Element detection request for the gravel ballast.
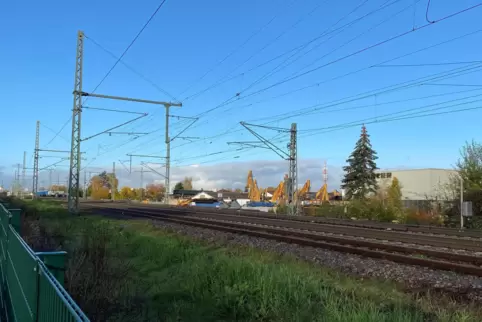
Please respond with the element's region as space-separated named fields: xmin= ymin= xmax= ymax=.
xmin=147 ymin=219 xmax=482 ymax=302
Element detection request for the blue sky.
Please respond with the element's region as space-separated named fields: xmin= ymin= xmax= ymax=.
xmin=1 ymin=0 xmax=482 ymax=187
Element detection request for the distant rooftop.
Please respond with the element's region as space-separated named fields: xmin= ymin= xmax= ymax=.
xmin=375 ymin=168 xmax=456 ymax=172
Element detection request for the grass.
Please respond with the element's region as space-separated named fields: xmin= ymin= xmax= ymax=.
xmin=10 ymin=199 xmax=482 ymax=321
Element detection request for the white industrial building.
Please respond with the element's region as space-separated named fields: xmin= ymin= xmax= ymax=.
xmin=374 ymin=168 xmax=457 ymax=201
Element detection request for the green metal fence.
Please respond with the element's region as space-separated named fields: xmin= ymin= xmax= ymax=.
xmin=0 ymin=203 xmax=89 ymax=321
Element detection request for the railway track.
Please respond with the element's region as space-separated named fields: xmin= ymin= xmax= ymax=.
xmin=98 ymin=201 xmax=482 ymax=238
xmin=85 ymin=204 xmax=482 ymax=277
xmin=88 ymin=204 xmax=482 ymax=251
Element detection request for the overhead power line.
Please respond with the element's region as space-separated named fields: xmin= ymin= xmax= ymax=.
xmin=85 ymin=36 xmax=179 ymax=102
xmin=183 ymin=0 xmax=330 ymax=101
xmin=238 ymin=2 xmax=482 ymax=104
xmin=179 ymin=60 xmax=482 ymax=144
xmin=40 ymin=122 xmax=71 ymax=146
xmin=275 ymin=0 xmax=422 ymax=87
xmin=222 ymin=27 xmax=482 ymax=119
xmin=300 ymin=94 xmax=482 ymax=136
xmin=171 ymin=98 xmax=482 ymax=167
xmin=179 ymin=2 xmax=482 ymax=127
xmin=89 ymin=0 xmax=170 ymax=95
xmin=43 ymin=117 xmax=72 ymax=148
xmin=80 ymin=2 xmax=482 ymax=171
xmin=242 ymin=0 xmax=376 ymax=92
xmin=374 ymin=61 xmax=482 ymax=67
xmin=177 ymin=0 xmax=300 ymax=97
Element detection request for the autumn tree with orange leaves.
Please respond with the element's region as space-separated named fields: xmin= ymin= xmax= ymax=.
xmin=88 ymin=171 xmax=118 ymax=200
xmin=145 ymin=183 xmax=165 ymax=201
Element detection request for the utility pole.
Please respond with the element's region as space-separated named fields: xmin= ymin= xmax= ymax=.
xmin=22 ymin=151 xmax=26 ymax=197
xmin=133 ymin=167 xmax=153 ymax=201
xmin=165 ymin=107 xmax=171 ymax=204
xmin=67 ymin=30 xmax=181 ymax=214
xmin=32 ymin=120 xmax=40 ymax=198
xmin=288 ymin=123 xmax=298 ymax=215
xmin=165 ymin=114 xmax=197 ymax=204
xmin=233 ymin=122 xmax=298 ymax=215
xmin=15 ymin=163 xmax=20 ymax=197
xmin=288 ymin=123 xmax=300 ymax=215
xmin=128 ymin=154 xmax=169 ymax=201
xmin=112 ymin=162 xmax=116 ymax=202
xmin=323 ymin=160 xmax=328 ymax=186
xmin=45 ymin=168 xmax=53 ymax=190
xmin=68 ymin=30 xmax=84 ymax=214
xmin=460 ymin=176 xmax=464 ymax=229
xmin=13 ymin=170 xmax=17 ymax=197
xmin=140 ymin=167 xmax=144 ymax=200
xmin=83 ymin=170 xmax=87 ymax=200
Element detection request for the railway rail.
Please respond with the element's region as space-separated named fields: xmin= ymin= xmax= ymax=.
xmin=85 ymin=203 xmax=482 ymax=251
xmin=97 ymin=200 xmax=482 ymax=238
xmin=84 ymin=203 xmax=482 ymax=277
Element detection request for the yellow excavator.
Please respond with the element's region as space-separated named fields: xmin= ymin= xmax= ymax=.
xmin=294 ymin=179 xmax=311 ymax=201
xmin=269 ymin=181 xmax=285 ymax=203
xmin=246 ymin=170 xmax=261 ymax=202
xmin=315 ymin=183 xmax=329 ymax=202
xmin=177 ymin=198 xmax=192 ymax=206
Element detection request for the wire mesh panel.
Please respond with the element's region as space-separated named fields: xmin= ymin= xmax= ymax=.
xmin=0 ymin=205 xmax=9 ymax=319
xmin=37 ymin=262 xmax=89 ymax=322
xmin=0 ymin=202 xmax=90 ymax=322
xmin=6 ymin=226 xmax=39 ymax=322
xmin=0 ymin=204 xmax=9 ymax=279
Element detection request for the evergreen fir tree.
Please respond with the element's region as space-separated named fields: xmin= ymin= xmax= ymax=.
xmin=341 ymin=125 xmax=379 ymax=200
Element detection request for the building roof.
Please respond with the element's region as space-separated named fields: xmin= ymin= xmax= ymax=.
xmin=172 ymin=189 xmax=206 ymax=197
xmin=375 ymin=168 xmax=456 ymax=172
xmin=173 ymin=189 xmax=250 ymax=200
xmin=191 ymin=191 xmax=217 ymax=200
xmin=218 ymin=191 xmax=249 ymax=199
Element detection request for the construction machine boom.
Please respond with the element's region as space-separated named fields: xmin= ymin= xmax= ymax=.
xmin=294 ymin=179 xmax=310 ymax=201
xmin=246 ymin=170 xmax=261 ymax=202
xmin=270 ymin=181 xmax=284 ymax=203
xmin=315 ymin=183 xmax=329 ymax=202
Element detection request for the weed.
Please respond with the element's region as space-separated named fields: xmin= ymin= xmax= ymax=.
xmin=13 ymin=199 xmax=482 ymax=321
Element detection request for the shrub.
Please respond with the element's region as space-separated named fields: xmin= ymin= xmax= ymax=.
xmin=275 ymin=204 xmax=288 ymax=214
xmin=346 ymin=199 xmax=399 ymax=222
xmin=304 ymin=204 xmax=346 ymax=218
xmin=403 ymin=208 xmax=444 ymax=226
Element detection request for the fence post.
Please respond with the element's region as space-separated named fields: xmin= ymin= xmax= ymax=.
xmin=8 ymin=209 xmax=22 ymax=234
xmin=35 ymin=251 xmax=67 ymax=286
xmin=0 ymin=204 xmax=7 ymax=320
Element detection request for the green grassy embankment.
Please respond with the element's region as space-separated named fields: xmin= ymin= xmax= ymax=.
xmin=11 ymin=199 xmax=481 ymax=321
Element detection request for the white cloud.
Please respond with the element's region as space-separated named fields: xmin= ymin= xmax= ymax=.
xmin=133 ymin=158 xmax=343 ymax=192
xmin=4 ymin=159 xmax=344 ymax=193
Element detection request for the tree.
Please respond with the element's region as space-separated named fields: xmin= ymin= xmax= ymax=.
xmin=50 ymin=185 xmax=67 ymax=192
xmin=174 ymin=182 xmax=184 ymax=191
xmin=136 ymin=188 xmax=146 ymax=200
xmin=146 ymin=184 xmax=166 ymax=201
xmin=455 ymin=141 xmax=482 ymax=219
xmin=119 ymin=186 xmax=136 ymax=199
xmin=457 ymin=140 xmax=482 ymax=190
xmin=387 ymin=177 xmax=403 ymax=210
xmin=183 ymin=177 xmax=193 ymax=190
xmin=89 ymin=171 xmax=115 ymax=200
xmin=341 ymin=125 xmax=379 ymax=200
